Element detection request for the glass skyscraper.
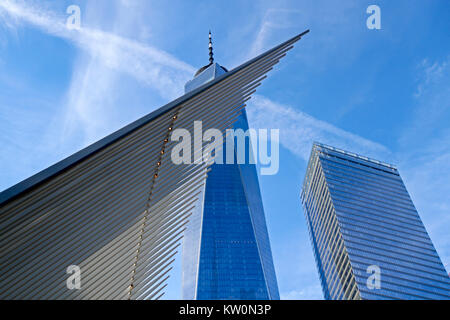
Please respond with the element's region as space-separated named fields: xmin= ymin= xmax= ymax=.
xmin=181 ymin=56 xmax=279 ymax=300
xmin=301 ymin=142 xmax=450 ymax=300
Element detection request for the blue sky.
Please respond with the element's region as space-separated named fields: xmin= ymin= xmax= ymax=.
xmin=0 ymin=0 xmax=449 ymax=299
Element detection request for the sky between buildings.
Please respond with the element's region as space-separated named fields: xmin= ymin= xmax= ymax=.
xmin=0 ymin=0 xmax=449 ymax=299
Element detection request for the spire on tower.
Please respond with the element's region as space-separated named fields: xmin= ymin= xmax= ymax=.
xmin=191 ymin=30 xmax=228 ymax=79
xmin=208 ymin=30 xmax=214 ymax=64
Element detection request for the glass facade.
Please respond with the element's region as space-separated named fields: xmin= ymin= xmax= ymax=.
xmin=181 ymin=62 xmax=279 ymax=300
xmin=301 ymin=143 xmax=450 ymax=300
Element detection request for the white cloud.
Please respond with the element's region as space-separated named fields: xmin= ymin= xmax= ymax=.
xmin=0 ymin=0 xmax=198 ymax=148
xmin=248 ymin=8 xmax=304 ymax=58
xmin=401 ymin=132 xmax=450 ymax=273
xmin=0 ymin=0 xmax=195 ymax=99
xmin=400 ymin=56 xmax=450 ymax=272
xmin=408 ymin=56 xmax=450 ymax=136
xmin=244 ymin=1 xmax=366 ymax=70
xmin=247 ymin=94 xmax=390 ymax=162
xmin=414 ymin=58 xmax=448 ymax=98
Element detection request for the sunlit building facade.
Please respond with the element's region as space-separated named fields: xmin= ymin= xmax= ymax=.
xmin=301 ymin=143 xmax=450 ymax=300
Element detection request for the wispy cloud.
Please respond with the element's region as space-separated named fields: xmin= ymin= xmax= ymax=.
xmin=0 ymin=0 xmax=198 ymax=150
xmin=245 ymin=1 xmax=365 ymax=70
xmin=407 ymin=56 xmax=450 ymax=139
xmin=247 ymin=94 xmax=390 ymax=162
xmin=400 ymin=55 xmax=450 ymax=272
xmin=414 ymin=58 xmax=449 ymax=99
xmin=248 ymin=8 xmax=304 ymax=58
xmin=0 ymin=0 xmax=195 ymax=99
xmin=401 ymin=132 xmax=450 ymax=271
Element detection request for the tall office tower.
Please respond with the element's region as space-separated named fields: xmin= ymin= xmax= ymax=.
xmin=301 ymin=143 xmax=450 ymax=300
xmin=181 ymin=33 xmax=279 ymax=300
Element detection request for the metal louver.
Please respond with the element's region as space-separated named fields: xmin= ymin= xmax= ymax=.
xmin=0 ymin=30 xmax=309 ymax=300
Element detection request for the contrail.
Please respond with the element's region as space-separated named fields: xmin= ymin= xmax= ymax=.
xmin=0 ymin=0 xmax=195 ymax=99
